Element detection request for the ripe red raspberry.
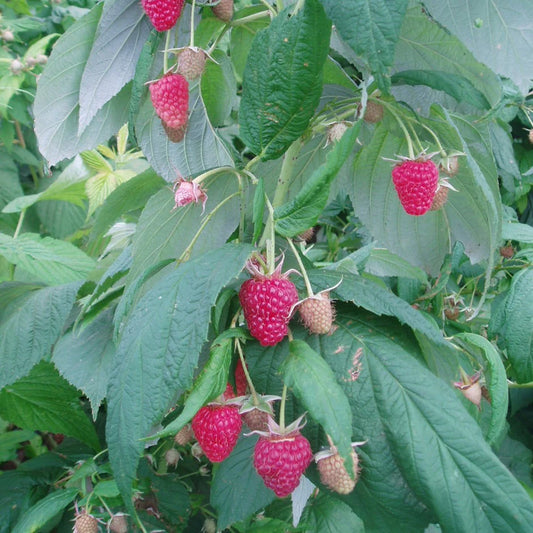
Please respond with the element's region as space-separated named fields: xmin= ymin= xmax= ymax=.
xmin=141 ymin=0 xmax=185 ymax=32
xmin=254 ymin=428 xmax=312 ymax=498
xmin=239 ymin=259 xmax=299 ymax=346
xmin=316 ymin=449 xmax=360 ymax=495
xmin=298 ymin=292 xmax=335 ymax=335
xmin=149 ymin=74 xmax=189 ymax=143
xmin=212 ymin=0 xmax=233 ymax=22
xmin=178 ymin=47 xmax=207 ymax=80
xmin=391 ymin=158 xmax=439 ymax=216
xmin=74 ymin=513 xmax=99 ymax=533
xmin=429 ymin=185 xmax=449 ymax=211
xmin=192 ymin=404 xmax=242 ymax=462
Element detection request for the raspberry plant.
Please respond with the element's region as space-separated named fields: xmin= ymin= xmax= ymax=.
xmin=1 ymin=0 xmax=533 ymax=531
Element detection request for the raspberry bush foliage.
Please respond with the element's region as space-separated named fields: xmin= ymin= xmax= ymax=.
xmin=1 ymin=0 xmax=533 ymax=531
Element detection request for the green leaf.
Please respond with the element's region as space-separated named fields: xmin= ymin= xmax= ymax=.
xmin=128 ymin=176 xmax=239 ymax=281
xmin=211 ymin=434 xmax=276 ymax=530
xmin=308 ymin=269 xmax=448 ymax=348
xmin=239 ymin=0 xmax=331 ymax=160
xmin=136 ymin=81 xmax=233 ymax=181
xmin=0 ymin=470 xmax=45 ymax=533
xmin=0 ymin=362 xmax=100 ymax=451
xmin=106 ymin=243 xmax=253 ymax=507
xmin=306 ymin=494 xmax=365 ymax=533
xmin=321 ymin=0 xmax=408 ymax=92
xmin=274 ymin=121 xmax=361 ymax=237
xmin=229 ymin=6 xmax=270 ymax=82
xmin=0 ymin=151 xmax=23 ymax=211
xmin=391 ymin=70 xmax=490 ymax=109
xmin=201 ymin=49 xmax=237 ymax=127
xmin=90 ymin=168 xmax=165 ymax=241
xmin=34 ymin=4 xmax=131 ymax=165
xmin=78 ymin=0 xmax=151 ymax=131
xmin=330 ymin=310 xmax=533 ymax=532
xmin=11 ymin=488 xmax=78 ymax=533
xmin=0 ymin=282 xmax=81 ymax=389
xmin=282 ymin=340 xmax=353 ymax=464
xmin=53 ymin=308 xmax=117 ymax=419
xmin=489 ymin=268 xmax=533 ymax=383
xmin=393 ymin=5 xmax=502 ymax=108
xmin=0 ymin=429 xmax=36 ymax=463
xmin=424 ymin=0 xmax=533 ymax=93
xmin=364 ymin=247 xmax=429 ymax=284
xmin=502 ymin=221 xmax=533 ymax=243
xmin=154 ymin=329 xmax=239 ymax=439
xmin=456 ymin=333 xmax=508 ymax=447
xmin=0 ymin=233 xmax=95 ymax=286
xmin=85 ymin=169 xmax=136 ymax=217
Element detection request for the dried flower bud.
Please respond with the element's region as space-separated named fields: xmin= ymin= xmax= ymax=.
xmin=173 ymin=177 xmax=208 ymax=213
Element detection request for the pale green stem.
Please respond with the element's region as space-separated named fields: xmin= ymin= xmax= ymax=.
xmin=13 ymin=209 xmax=26 ymax=239
xmin=420 ymin=122 xmax=446 ymax=156
xmin=276 ymin=0 xmax=284 ymax=11
xmin=177 ymin=192 xmax=239 ymax=263
xmin=286 ymin=237 xmax=314 ymax=297
xmin=232 ymin=10 xmax=272 ymax=24
xmin=272 ymin=140 xmax=302 ymax=208
xmin=376 ymin=100 xmax=415 ymax=159
xmin=508 ymin=380 xmax=533 ymax=389
xmin=279 ymin=384 xmax=288 ymax=430
xmin=163 ymin=31 xmax=172 ymax=73
xmin=235 ymin=339 xmax=259 ymax=401
xmin=262 ymin=195 xmax=276 ymax=273
xmin=190 ymin=0 xmax=196 ymax=47
xmin=244 ymin=154 xmax=261 ymax=172
xmin=206 ymin=24 xmax=230 ymax=56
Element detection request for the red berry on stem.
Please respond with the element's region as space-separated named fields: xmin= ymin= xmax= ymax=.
xmin=392 ymin=158 xmax=439 ymax=216
xmin=142 ymin=0 xmax=185 ymax=32
xmin=149 ymin=74 xmax=189 ymax=143
xmin=254 ymin=429 xmax=312 ymax=498
xmin=192 ymin=404 xmax=242 ymax=462
xmin=239 ymin=260 xmax=298 ymax=346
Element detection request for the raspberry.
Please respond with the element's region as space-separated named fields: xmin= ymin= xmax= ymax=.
xmin=174 ymin=424 xmax=194 ymax=445
xmin=243 ymin=408 xmax=269 ymax=432
xmin=212 ymin=0 xmax=233 ymax=22
xmin=109 ymin=514 xmax=128 ymax=533
xmin=178 ymin=48 xmax=207 ymax=80
xmin=192 ymin=404 xmax=242 ymax=462
xmin=165 ymin=448 xmax=181 ymax=467
xmin=254 ymin=429 xmax=312 ymax=498
xmin=74 ymin=513 xmax=99 ymax=533
xmin=326 ymin=122 xmax=349 ymax=144
xmin=141 ymin=0 xmax=185 ymax=32
xmin=439 ymin=155 xmax=460 ymax=177
xmin=234 ymin=359 xmax=248 ymax=396
xmin=173 ymin=177 xmax=208 ymax=211
xmin=316 ymin=450 xmax=360 ymax=495
xmin=298 ymin=292 xmax=335 ymax=335
xmin=454 ymin=371 xmax=482 ymax=408
xmin=149 ymin=74 xmax=189 ymax=143
xmin=430 ymin=185 xmax=449 ymax=211
xmin=500 ymin=245 xmax=514 ymax=258
xmin=239 ymin=260 xmax=299 ymax=346
xmin=362 ymin=100 xmax=384 ymax=123
xmin=298 ymin=227 xmax=316 ymax=243
xmin=1 ymin=30 xmax=14 ymax=42
xmin=392 ymin=158 xmax=439 ymax=216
